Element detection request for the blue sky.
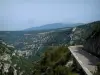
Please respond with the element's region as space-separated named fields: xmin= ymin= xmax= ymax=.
xmin=0 ymin=0 xmax=100 ymax=31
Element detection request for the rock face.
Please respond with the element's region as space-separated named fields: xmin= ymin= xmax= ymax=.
xmin=0 ymin=41 xmax=13 ymax=75
xmin=83 ymin=27 xmax=100 ymax=57
xmin=0 ymin=41 xmax=32 ymax=75
xmin=83 ymin=21 xmax=100 ymax=57
xmin=84 ymin=33 xmax=100 ymax=57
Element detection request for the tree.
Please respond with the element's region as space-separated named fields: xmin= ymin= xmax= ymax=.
xmin=8 ymin=66 xmax=14 ymax=75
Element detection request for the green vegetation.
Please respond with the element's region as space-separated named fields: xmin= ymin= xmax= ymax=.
xmin=0 ymin=43 xmax=13 ymax=55
xmin=11 ymin=56 xmax=33 ymax=75
xmin=0 ymin=42 xmax=33 ymax=75
xmin=32 ymin=46 xmax=77 ymax=75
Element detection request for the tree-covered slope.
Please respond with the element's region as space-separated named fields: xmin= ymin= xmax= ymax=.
xmin=32 ymin=46 xmax=77 ymax=75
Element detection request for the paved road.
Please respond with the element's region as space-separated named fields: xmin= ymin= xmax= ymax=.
xmin=68 ymin=45 xmax=100 ymax=75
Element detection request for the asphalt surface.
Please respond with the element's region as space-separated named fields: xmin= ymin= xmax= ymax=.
xmin=68 ymin=45 xmax=100 ymax=75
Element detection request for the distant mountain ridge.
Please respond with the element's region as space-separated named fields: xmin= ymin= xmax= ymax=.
xmin=24 ymin=23 xmax=83 ymax=31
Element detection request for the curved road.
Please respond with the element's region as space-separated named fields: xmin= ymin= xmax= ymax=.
xmin=68 ymin=45 xmax=100 ymax=75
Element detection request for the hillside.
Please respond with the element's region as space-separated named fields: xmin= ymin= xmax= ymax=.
xmin=70 ymin=21 xmax=100 ymax=57
xmin=0 ymin=21 xmax=100 ymax=75
xmin=0 ymin=28 xmax=73 ymax=61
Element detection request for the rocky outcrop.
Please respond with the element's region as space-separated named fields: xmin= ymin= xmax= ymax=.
xmin=0 ymin=41 xmax=31 ymax=75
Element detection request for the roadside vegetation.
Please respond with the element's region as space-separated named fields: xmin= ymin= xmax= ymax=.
xmin=32 ymin=46 xmax=78 ymax=75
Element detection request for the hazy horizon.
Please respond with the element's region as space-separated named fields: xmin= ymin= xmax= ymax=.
xmin=0 ymin=0 xmax=100 ymax=31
